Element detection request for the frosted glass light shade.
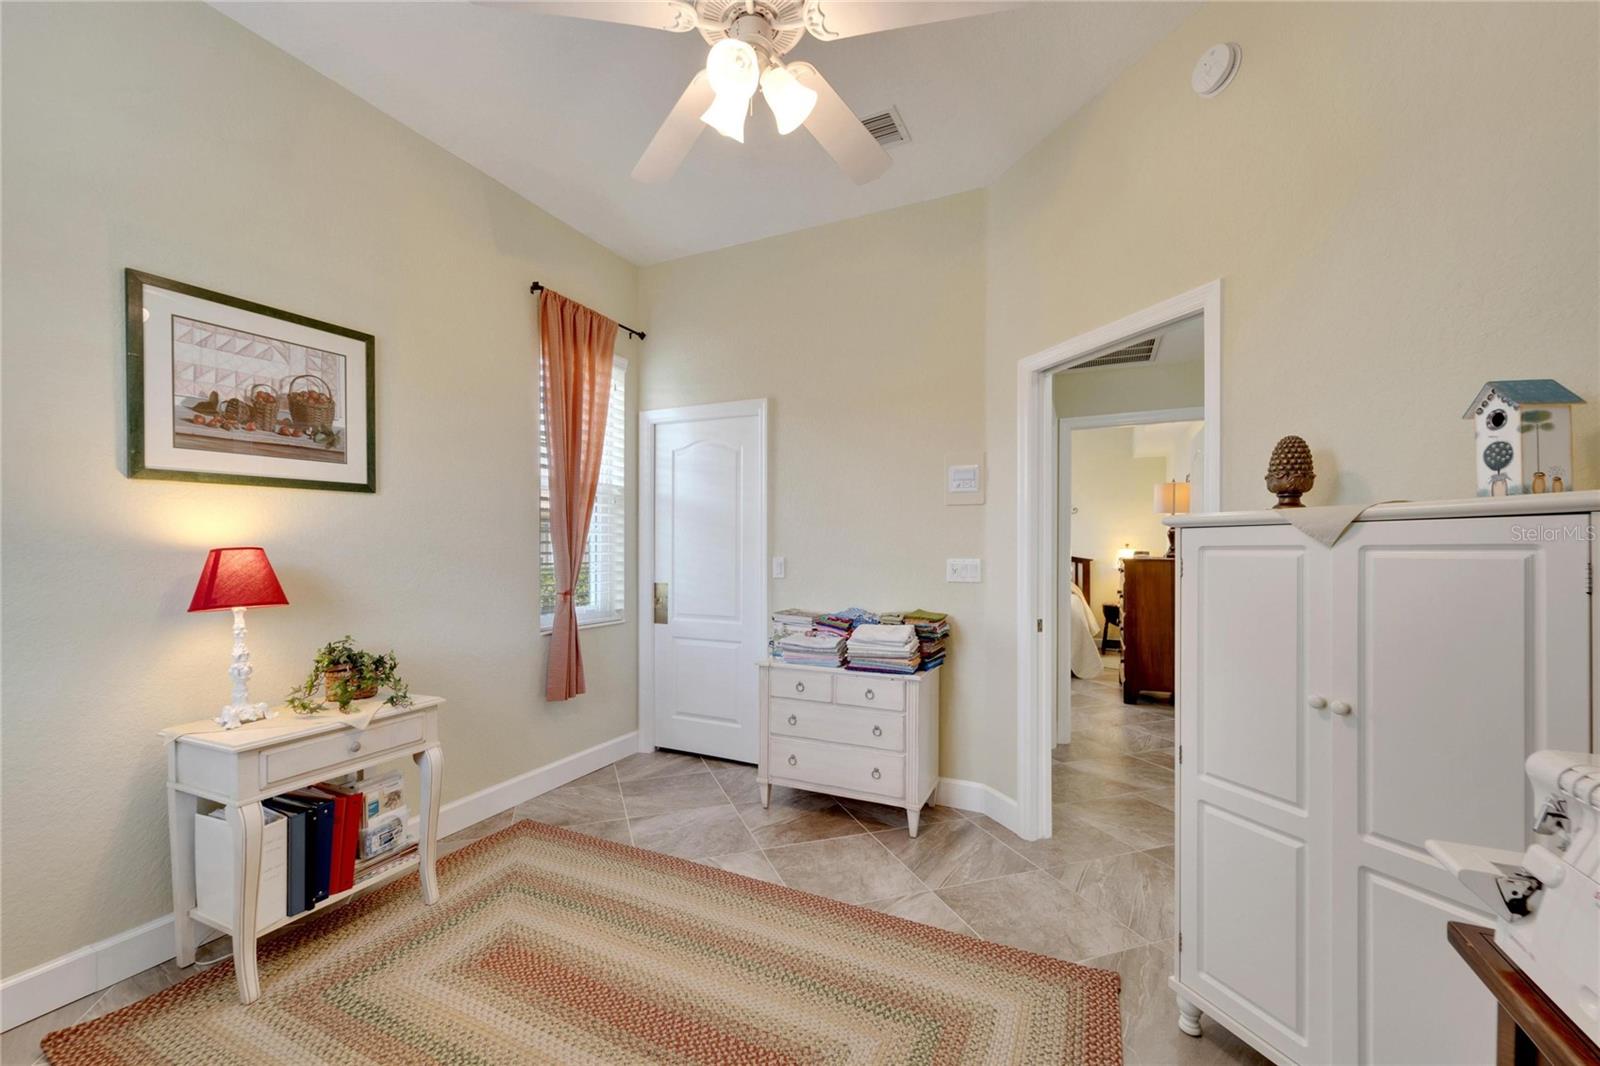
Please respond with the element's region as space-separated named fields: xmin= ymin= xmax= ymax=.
xmin=701 ymin=92 xmax=750 ymax=141
xmin=1154 ymin=480 xmax=1192 ymax=516
xmin=760 ymin=63 xmax=817 ymax=135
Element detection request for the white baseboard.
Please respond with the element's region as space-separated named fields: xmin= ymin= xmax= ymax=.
xmin=936 ymin=777 xmax=1022 ymax=836
xmin=0 ymin=730 xmax=640 ymax=1031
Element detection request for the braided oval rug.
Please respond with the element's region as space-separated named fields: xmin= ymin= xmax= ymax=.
xmin=44 ymin=820 xmax=1122 ymax=1065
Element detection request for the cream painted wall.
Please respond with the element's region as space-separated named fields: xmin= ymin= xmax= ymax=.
xmin=1 ymin=2 xmax=640 ymax=976
xmin=976 ymin=0 xmax=1600 ymax=795
xmin=1068 ymin=427 xmax=1169 ymax=618
xmin=637 ymin=194 xmax=990 ymax=782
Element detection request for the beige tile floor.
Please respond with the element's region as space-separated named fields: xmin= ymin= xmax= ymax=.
xmin=4 ymin=655 xmax=1265 ymax=1066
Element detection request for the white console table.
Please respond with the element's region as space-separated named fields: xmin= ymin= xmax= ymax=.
xmin=160 ymin=696 xmax=444 ymax=1005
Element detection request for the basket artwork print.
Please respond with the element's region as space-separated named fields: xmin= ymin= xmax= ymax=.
xmin=127 ymin=270 xmax=375 ymax=493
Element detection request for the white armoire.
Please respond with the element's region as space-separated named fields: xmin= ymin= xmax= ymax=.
xmin=1169 ymin=493 xmax=1598 ymax=1065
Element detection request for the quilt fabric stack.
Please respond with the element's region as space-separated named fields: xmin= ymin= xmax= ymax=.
xmin=903 ymin=610 xmax=950 ymax=670
xmin=845 ymin=624 xmax=921 ymax=674
xmin=776 ymin=630 xmax=846 ymax=667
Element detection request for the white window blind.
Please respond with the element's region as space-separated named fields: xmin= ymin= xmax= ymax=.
xmin=540 ymin=356 xmax=626 ymax=630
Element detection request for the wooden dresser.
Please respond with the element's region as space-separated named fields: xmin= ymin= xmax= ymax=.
xmin=1120 ymin=557 xmax=1174 ymax=702
xmin=756 ymin=662 xmax=939 ymax=835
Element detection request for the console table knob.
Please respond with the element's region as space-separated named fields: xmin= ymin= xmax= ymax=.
xmin=1307 ymin=695 xmax=1327 ymax=711
xmin=348 ymin=739 xmax=362 ymax=754
xmin=1330 ymin=700 xmax=1353 ymax=716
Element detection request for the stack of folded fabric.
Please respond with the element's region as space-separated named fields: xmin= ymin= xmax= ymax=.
xmin=776 ymin=630 xmax=846 ymax=667
xmin=845 ymin=624 xmax=921 ymax=674
xmin=814 ymin=614 xmax=857 ymax=640
xmin=769 ymin=608 xmax=820 ymax=658
xmin=903 ymin=609 xmax=950 ymax=670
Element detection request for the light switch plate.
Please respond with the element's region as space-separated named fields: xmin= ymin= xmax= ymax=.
xmin=946 ymin=558 xmax=981 ymax=583
xmin=771 ymin=556 xmax=786 ymax=579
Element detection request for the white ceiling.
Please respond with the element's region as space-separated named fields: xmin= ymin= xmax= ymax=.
xmin=215 ymin=2 xmax=1194 ymax=264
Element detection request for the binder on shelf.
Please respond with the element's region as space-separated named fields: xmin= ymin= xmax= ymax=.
xmin=194 ymin=808 xmax=287 ymax=931
xmin=272 ymin=792 xmax=335 ymax=906
xmin=260 ymin=799 xmax=309 ymax=916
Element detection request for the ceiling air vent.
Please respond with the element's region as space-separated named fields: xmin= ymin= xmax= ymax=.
xmin=1069 ymin=335 xmax=1161 ymax=370
xmin=859 ymin=107 xmax=910 ymax=147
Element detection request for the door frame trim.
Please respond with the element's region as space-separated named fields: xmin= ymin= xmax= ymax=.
xmin=1016 ymin=280 xmax=1222 ymax=840
xmin=637 ymin=398 xmax=770 ymax=754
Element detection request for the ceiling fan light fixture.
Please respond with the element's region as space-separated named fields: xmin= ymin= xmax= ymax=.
xmin=700 ymin=38 xmax=759 ymax=141
xmin=759 ymin=62 xmax=817 ymax=135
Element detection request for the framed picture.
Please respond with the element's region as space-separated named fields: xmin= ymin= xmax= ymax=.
xmin=126 ymin=269 xmax=375 ymax=492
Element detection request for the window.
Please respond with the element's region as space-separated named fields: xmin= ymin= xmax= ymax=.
xmin=539 ymin=356 xmax=626 ymax=630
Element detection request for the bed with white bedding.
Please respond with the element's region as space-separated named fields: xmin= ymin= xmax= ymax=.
xmin=1067 ymin=557 xmax=1104 ymax=679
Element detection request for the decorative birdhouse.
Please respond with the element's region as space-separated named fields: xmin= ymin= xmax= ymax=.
xmin=1464 ymin=380 xmax=1585 ymax=495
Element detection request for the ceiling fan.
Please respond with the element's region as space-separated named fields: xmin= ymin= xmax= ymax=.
xmin=513 ymin=1 xmax=1014 ymax=184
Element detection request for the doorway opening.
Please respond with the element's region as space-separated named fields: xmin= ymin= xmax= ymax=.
xmin=1014 ymin=282 xmax=1220 ymax=840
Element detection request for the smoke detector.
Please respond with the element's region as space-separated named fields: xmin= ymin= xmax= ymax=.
xmin=1192 ymin=43 xmax=1241 ymax=97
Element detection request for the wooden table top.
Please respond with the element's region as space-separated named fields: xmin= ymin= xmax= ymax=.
xmin=1448 ymin=922 xmax=1600 ymax=1066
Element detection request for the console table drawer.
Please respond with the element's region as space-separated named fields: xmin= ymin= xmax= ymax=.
xmin=770 ymin=698 xmax=904 ymax=751
xmin=770 ymin=737 xmax=905 ymax=800
xmin=833 ymin=674 xmax=904 ymax=710
xmin=770 ymin=668 xmax=831 ymax=703
xmin=261 ymin=715 xmax=424 ymax=786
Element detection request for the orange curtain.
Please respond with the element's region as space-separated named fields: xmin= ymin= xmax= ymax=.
xmin=539 ymin=289 xmax=618 ymax=701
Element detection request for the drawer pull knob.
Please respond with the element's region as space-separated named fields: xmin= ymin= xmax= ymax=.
xmin=870 ymin=768 xmax=882 ymax=780
xmin=787 ymin=754 xmax=798 ymax=767
xmin=348 ymin=739 xmax=362 ymax=754
xmin=871 ymin=725 xmax=883 ymax=737
xmin=1330 ymin=700 xmax=1353 ymax=716
xmin=787 ymin=714 xmax=798 ymax=726
xmin=794 ymin=681 xmax=805 ymax=694
xmin=1307 ymin=695 xmax=1327 ymax=711
xmin=865 ymin=689 xmax=875 ymax=701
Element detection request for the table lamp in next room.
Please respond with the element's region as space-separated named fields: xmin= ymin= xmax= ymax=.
xmin=188 ymin=547 xmax=289 ymax=729
xmin=1154 ymin=480 xmax=1191 ymax=558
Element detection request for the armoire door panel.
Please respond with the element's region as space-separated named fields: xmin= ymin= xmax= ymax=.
xmin=1194 ymin=546 xmax=1308 ymax=811
xmin=1358 ymin=548 xmax=1536 ymax=856
xmin=1358 ymin=872 xmax=1495 ymax=1066
xmin=1195 ymin=803 xmax=1307 ymax=1041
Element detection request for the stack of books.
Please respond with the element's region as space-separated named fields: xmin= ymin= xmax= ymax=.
xmin=903 ymin=610 xmax=950 ymax=670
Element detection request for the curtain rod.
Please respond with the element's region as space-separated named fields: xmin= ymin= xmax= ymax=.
xmin=530 ymin=283 xmax=646 ymax=341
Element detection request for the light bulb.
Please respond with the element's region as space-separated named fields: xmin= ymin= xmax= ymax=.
xmin=701 ymin=39 xmax=759 ymax=141
xmin=701 ymin=92 xmax=749 ymax=142
xmin=760 ymin=63 xmax=817 ymax=135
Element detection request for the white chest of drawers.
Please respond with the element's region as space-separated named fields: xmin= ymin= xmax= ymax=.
xmin=756 ymin=662 xmax=940 ymax=835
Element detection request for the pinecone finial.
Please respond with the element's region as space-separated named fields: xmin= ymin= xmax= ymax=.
xmin=1266 ymin=435 xmax=1315 ymax=508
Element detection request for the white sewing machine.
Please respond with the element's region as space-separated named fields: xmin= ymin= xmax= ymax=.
xmin=1427 ymin=750 xmax=1600 ymax=1044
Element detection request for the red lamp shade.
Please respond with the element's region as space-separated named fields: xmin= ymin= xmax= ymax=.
xmin=188 ymin=547 xmax=289 ymax=612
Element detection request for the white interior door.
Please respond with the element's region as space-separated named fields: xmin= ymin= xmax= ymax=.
xmin=1178 ymin=524 xmax=1332 ymax=1065
xmin=1328 ymin=514 xmax=1591 ymax=1065
xmin=646 ymin=403 xmax=766 ymax=762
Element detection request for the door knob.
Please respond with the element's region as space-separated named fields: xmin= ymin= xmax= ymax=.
xmin=1307 ymin=696 xmax=1327 ymax=711
xmin=1330 ymin=700 xmax=1353 ymax=716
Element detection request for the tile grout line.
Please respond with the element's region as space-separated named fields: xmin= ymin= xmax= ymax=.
xmin=703 ymin=762 xmax=780 ymax=883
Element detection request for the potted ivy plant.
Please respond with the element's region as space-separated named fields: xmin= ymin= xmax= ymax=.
xmin=285 ymin=635 xmax=411 ymax=714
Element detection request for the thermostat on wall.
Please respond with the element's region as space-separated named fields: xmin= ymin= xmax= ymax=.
xmin=1192 ymin=42 xmax=1241 ymax=97
xmin=946 ymin=455 xmax=984 ymax=506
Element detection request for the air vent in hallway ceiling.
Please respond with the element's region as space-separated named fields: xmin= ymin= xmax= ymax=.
xmin=859 ymin=107 xmax=910 ymax=146
xmin=1069 ymin=335 xmax=1161 ymax=370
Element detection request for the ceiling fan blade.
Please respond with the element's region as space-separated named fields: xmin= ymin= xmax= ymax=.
xmin=801 ymin=0 xmax=1020 ymax=41
xmin=789 ymin=62 xmax=890 ymax=184
xmin=632 ymin=70 xmax=715 ymax=182
xmin=491 ymin=1 xmax=698 ymax=32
